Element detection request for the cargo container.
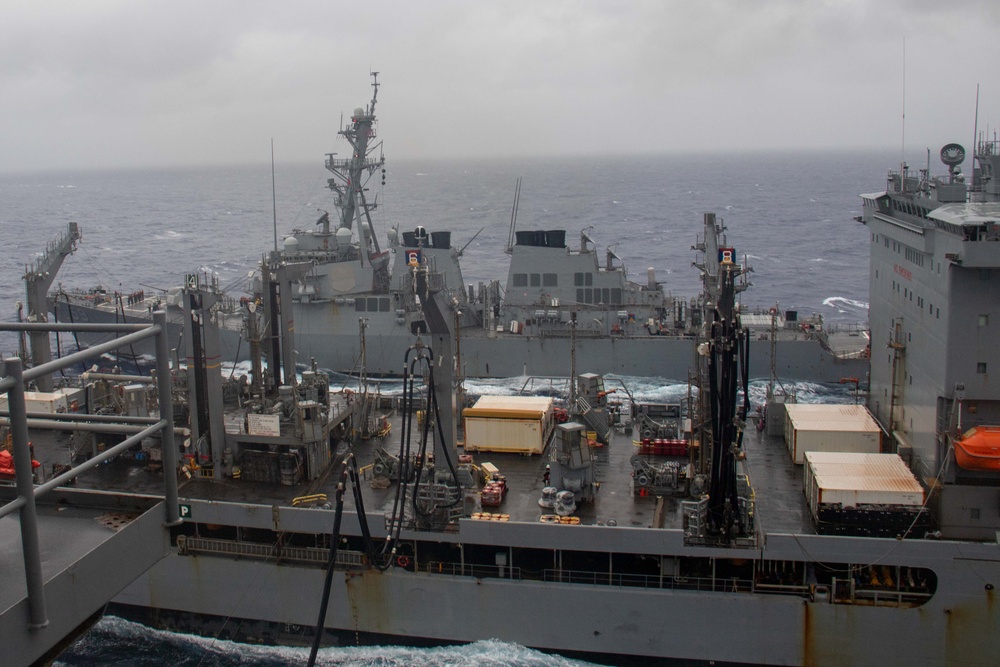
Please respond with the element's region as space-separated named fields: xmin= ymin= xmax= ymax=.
xmin=804 ymin=451 xmax=924 ymax=509
xmin=0 ymin=387 xmax=83 ymax=414
xmin=784 ymin=404 xmax=881 ymax=464
xmin=463 ymin=396 xmax=555 ymax=454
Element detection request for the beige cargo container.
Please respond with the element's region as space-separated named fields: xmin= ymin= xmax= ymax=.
xmin=0 ymin=388 xmax=81 ymax=414
xmin=784 ymin=404 xmax=881 ymax=464
xmin=804 ymin=451 xmax=924 ymax=518
xmin=463 ymin=396 xmax=555 ymax=454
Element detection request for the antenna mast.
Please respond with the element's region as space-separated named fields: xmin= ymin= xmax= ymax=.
xmin=271 ymin=138 xmax=278 ymax=253
xmin=900 ymin=37 xmax=906 ymax=169
xmin=972 ymin=83 xmax=980 ymax=174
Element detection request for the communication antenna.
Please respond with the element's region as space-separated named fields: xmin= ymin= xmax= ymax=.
xmin=972 ymin=83 xmax=980 ymax=173
xmin=900 ymin=37 xmax=906 ymax=169
xmin=506 ymin=177 xmax=522 ymax=253
xmin=271 ymin=138 xmax=278 ymax=253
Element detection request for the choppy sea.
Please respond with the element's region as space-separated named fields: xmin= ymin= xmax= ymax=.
xmin=1 ymin=149 xmax=885 ymax=665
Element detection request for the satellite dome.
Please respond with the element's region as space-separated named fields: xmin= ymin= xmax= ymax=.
xmin=283 ymin=236 xmax=299 ymax=253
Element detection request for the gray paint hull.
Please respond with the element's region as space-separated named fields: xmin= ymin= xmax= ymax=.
xmin=56 ymin=300 xmax=865 ymax=383
xmin=112 ymin=505 xmax=1000 ymax=665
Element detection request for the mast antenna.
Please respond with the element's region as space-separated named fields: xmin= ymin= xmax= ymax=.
xmin=506 ymin=177 xmax=522 ymax=253
xmin=972 ymin=83 xmax=980 ymax=175
xmin=271 ymin=138 xmax=278 ymax=253
xmin=370 ymin=71 xmax=380 ymax=115
xmin=900 ymin=37 xmax=906 ymax=170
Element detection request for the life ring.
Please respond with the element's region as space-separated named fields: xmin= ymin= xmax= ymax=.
xmin=396 ymin=555 xmax=411 ymax=568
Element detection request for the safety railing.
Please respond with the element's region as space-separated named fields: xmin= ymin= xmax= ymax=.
xmin=0 ymin=312 xmax=179 ymax=630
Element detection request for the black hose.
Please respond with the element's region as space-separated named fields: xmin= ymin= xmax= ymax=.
xmin=306 ymin=460 xmax=350 ymax=667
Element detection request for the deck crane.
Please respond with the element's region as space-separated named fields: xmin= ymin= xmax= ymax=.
xmin=22 ymin=222 xmax=81 ymax=391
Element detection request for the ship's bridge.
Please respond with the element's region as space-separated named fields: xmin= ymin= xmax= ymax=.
xmin=927 ymin=202 xmax=1000 ymax=267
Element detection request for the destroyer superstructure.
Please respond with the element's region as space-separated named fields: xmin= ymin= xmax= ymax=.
xmin=49 ymin=75 xmax=867 ymax=384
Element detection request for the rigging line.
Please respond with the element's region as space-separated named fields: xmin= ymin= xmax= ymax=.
xmin=75 ymin=244 xmax=124 ymax=287
xmin=288 ymin=171 xmax=334 ymax=232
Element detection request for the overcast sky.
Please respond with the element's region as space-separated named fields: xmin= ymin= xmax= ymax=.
xmin=2 ymin=0 xmax=998 ymax=173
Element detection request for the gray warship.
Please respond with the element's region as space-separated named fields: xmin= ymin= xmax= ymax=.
xmin=4 ymin=134 xmax=1000 ymax=666
xmin=51 ymin=75 xmax=867 ymax=384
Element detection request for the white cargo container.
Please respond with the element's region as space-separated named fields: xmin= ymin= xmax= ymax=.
xmin=804 ymin=451 xmax=924 ymax=518
xmin=784 ymin=404 xmax=881 ymax=464
xmin=463 ymin=396 xmax=555 ymax=454
xmin=0 ymin=388 xmax=83 ymax=414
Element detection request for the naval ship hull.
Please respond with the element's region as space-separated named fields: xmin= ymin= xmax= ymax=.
xmin=83 ymin=408 xmax=996 ymax=666
xmin=54 ymin=298 xmax=866 ymax=383
xmin=108 ymin=498 xmax=1000 ymax=665
xmin=51 ymin=299 xmax=250 ymax=367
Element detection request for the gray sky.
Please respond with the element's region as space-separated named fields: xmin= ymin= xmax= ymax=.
xmin=2 ymin=0 xmax=998 ymax=172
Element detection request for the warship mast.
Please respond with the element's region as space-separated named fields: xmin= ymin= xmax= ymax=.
xmin=324 ymin=72 xmax=389 ymax=291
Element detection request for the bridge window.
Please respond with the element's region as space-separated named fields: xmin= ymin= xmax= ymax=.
xmin=530 ymin=274 xmax=541 ymax=287
xmin=543 ymin=273 xmax=557 ymax=287
xmin=513 ymin=273 xmax=528 ymax=287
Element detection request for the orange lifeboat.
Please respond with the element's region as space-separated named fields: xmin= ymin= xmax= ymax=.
xmin=954 ymin=426 xmax=1000 ymax=472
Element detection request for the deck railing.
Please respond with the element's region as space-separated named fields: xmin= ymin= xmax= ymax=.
xmin=0 ymin=312 xmax=179 ymax=629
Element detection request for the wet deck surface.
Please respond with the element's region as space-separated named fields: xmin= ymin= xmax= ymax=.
xmin=22 ymin=406 xmax=817 ymax=536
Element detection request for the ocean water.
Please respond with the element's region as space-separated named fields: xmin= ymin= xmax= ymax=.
xmin=2 ymin=150 xmax=880 ymax=664
xmin=55 ymin=615 xmax=602 ymax=667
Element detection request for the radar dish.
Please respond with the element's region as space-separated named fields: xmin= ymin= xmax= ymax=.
xmin=940 ymin=143 xmax=966 ymax=167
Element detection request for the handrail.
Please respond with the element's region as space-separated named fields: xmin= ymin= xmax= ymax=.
xmin=0 ymin=311 xmax=179 ymax=630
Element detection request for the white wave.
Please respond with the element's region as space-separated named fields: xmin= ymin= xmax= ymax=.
xmin=822 ymin=296 xmax=869 ymax=310
xmin=56 ymin=616 xmax=601 ymax=667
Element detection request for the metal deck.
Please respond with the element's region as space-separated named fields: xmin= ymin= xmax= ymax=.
xmin=24 ymin=405 xmax=819 ymax=536
xmin=0 ymin=493 xmax=168 ymax=666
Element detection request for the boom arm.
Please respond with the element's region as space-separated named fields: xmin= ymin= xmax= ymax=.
xmin=24 ymin=222 xmax=81 ymax=391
